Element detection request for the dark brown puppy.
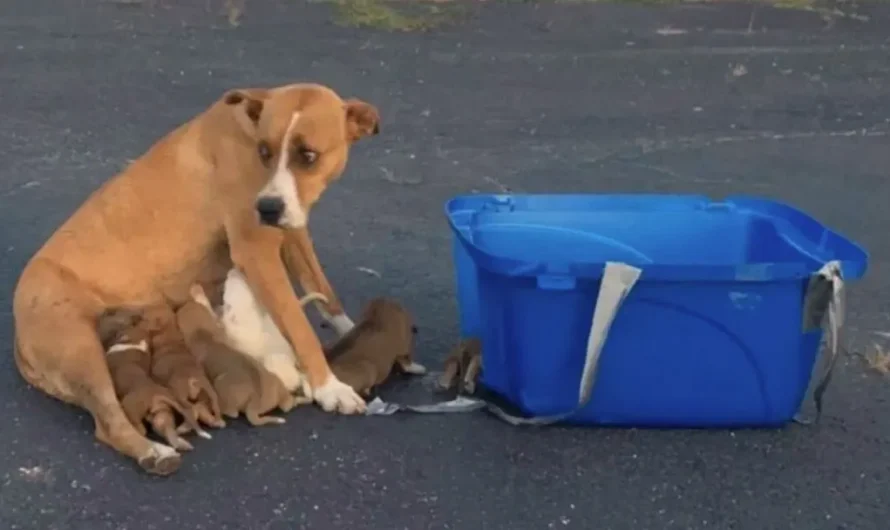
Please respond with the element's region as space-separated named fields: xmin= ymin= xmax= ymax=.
xmin=437 ymin=337 xmax=483 ymax=394
xmin=97 ymin=307 xmax=209 ymax=451
xmin=143 ymin=303 xmax=225 ymax=430
xmin=325 ymin=298 xmax=427 ymax=397
xmin=175 ymin=284 xmax=305 ymax=428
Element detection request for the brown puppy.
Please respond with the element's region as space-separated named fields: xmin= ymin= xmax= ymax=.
xmin=325 ymin=298 xmax=427 ymax=397
xmin=144 ymin=304 xmax=225 ymax=431
xmin=96 ymin=308 xmax=209 ymax=452
xmin=12 ymin=83 xmax=379 ymax=474
xmin=437 ymin=337 xmax=483 ymax=395
xmin=176 ymin=285 xmax=304 ymax=427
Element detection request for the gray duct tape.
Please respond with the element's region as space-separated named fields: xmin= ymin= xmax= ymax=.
xmin=364 ymin=262 xmax=643 ymax=426
xmin=795 ymin=260 xmax=845 ymax=425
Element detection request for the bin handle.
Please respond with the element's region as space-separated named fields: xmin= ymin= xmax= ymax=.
xmin=363 ymin=262 xmax=643 ymax=425
xmin=794 ymin=260 xmax=845 ymax=425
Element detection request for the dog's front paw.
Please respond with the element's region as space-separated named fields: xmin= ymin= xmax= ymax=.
xmin=313 ymin=375 xmax=366 ymax=414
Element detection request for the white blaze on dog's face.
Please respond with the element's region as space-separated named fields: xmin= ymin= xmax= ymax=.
xmin=223 ymin=84 xmax=380 ymax=230
xmin=257 ymin=112 xmax=307 ymax=228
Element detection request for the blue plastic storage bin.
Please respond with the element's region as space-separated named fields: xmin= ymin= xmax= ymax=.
xmin=446 ymin=194 xmax=868 ymax=428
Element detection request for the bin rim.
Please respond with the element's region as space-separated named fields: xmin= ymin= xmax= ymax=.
xmin=444 ymin=193 xmax=868 ymax=283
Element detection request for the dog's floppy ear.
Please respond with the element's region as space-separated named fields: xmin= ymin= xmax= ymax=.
xmin=344 ymin=98 xmax=380 ymax=143
xmin=223 ymin=88 xmax=269 ymax=137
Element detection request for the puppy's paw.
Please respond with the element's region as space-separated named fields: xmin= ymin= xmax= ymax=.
xmin=437 ymin=374 xmax=456 ymax=391
xmin=400 ymin=361 xmax=427 ymax=375
xmin=195 ymin=428 xmax=212 ymax=440
xmin=137 ymin=443 xmax=181 ymax=476
xmin=313 ymin=376 xmax=367 ymax=415
xmin=170 ymin=437 xmax=195 ymax=452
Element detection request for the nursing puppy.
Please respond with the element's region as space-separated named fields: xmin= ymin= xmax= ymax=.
xmin=437 ymin=337 xmax=483 ymax=395
xmin=325 ymin=298 xmax=427 ymax=397
xmin=97 ymin=307 xmax=209 ymax=452
xmin=219 ymin=268 xmax=326 ymax=397
xmin=177 ymin=285 xmax=306 ymax=427
xmin=144 ymin=304 xmax=225 ymax=430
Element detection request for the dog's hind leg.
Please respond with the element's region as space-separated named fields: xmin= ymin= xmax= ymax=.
xmin=190 ymin=378 xmax=223 ymax=426
xmin=119 ymin=393 xmax=150 ymax=436
xmin=244 ymin=399 xmax=286 ymax=426
xmin=462 ymin=355 xmax=482 ymax=394
xmin=277 ymin=392 xmax=298 ymax=413
xmin=150 ymin=410 xmax=194 ymax=452
xmin=437 ymin=358 xmax=460 ymax=391
xmin=13 ymin=260 xmax=181 ymax=476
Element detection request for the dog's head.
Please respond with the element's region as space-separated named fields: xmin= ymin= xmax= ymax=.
xmin=222 ymin=83 xmax=380 ymax=229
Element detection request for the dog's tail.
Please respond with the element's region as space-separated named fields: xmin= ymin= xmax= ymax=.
xmin=156 ymin=394 xmax=212 ymax=440
xmin=298 ymin=292 xmax=329 ymax=310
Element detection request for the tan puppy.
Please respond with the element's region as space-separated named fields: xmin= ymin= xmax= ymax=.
xmin=12 ymin=83 xmax=379 ymax=474
xmin=176 ymin=285 xmax=305 ymax=426
xmin=96 ymin=308 xmax=209 ymax=452
xmin=326 ymin=298 xmax=427 ymax=397
xmin=144 ymin=304 xmax=225 ymax=431
xmin=436 ymin=337 xmax=483 ymax=395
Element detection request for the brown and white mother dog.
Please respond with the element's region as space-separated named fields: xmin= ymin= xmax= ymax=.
xmin=12 ymin=83 xmax=380 ymax=475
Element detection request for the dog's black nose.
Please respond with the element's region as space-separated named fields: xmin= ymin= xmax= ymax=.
xmin=256 ymin=196 xmax=285 ymax=226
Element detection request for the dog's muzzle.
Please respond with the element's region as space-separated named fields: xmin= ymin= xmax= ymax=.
xmin=256 ymin=196 xmax=285 ymax=227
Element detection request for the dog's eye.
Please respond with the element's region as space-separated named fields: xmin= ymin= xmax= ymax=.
xmin=257 ymin=141 xmax=273 ymax=164
xmin=411 ymin=325 xmax=418 ymax=334
xmin=297 ymin=146 xmax=318 ymax=166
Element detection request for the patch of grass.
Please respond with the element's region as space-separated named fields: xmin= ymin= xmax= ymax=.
xmin=772 ymin=0 xmax=817 ymax=8
xmin=545 ymin=0 xmax=821 ymax=7
xmin=332 ymin=0 xmax=465 ymax=32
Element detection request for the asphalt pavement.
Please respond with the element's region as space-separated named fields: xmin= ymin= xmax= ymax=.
xmin=2 ymin=0 xmax=890 ymax=528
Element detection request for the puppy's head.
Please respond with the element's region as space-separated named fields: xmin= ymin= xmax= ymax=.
xmin=361 ymin=298 xmax=427 ymax=375
xmin=139 ymin=303 xmax=184 ymax=350
xmin=141 ymin=303 xmax=176 ymax=332
xmin=223 ymin=83 xmax=380 ymax=230
xmin=96 ymin=306 xmax=145 ymax=349
xmin=361 ymin=298 xmax=411 ymax=332
xmin=175 ymin=284 xmax=220 ymax=338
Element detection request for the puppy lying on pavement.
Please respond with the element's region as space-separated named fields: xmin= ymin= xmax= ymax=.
xmin=437 ymin=337 xmax=483 ymax=395
xmin=97 ymin=307 xmax=210 ymax=452
xmin=145 ymin=303 xmax=225 ymax=430
xmin=176 ymin=284 xmax=307 ymax=427
xmin=325 ymin=298 xmax=427 ymax=397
